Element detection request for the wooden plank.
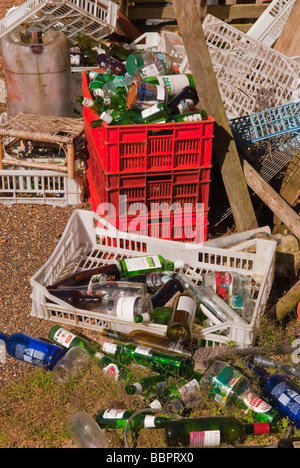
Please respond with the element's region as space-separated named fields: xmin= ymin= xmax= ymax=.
xmin=127 ymin=3 xmax=267 ymax=20
xmin=172 ymin=0 xmax=258 ymax=233
xmin=273 ymin=0 xmax=300 ymax=59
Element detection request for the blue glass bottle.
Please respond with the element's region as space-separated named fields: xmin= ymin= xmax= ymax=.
xmin=0 ymin=332 xmax=66 ymax=370
xmin=249 ymin=363 xmax=300 ymax=429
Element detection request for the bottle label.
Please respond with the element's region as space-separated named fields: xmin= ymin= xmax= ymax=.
xmin=272 ymin=381 xmax=300 ymax=415
xmin=93 ymin=88 xmax=104 ymax=97
xmin=124 ymin=255 xmax=162 ymax=272
xmin=140 ymin=63 xmax=161 ymax=77
xmin=141 ymin=104 xmax=161 ymax=119
xmin=149 ymin=399 xmax=162 ymax=409
xmin=144 ymin=415 xmax=156 ymax=428
xmin=102 ymin=363 xmax=120 ymax=381
xmin=82 ymin=97 xmax=94 ymax=108
xmin=177 ymin=99 xmax=194 ymax=113
xmin=53 ymin=328 xmax=77 ymax=348
xmin=214 ymin=272 xmax=234 ymax=302
xmin=157 ymin=75 xmax=190 ymax=95
xmin=116 ymin=296 xmax=136 ymax=320
xmin=190 ymin=430 xmax=220 ymax=447
xmin=177 ymin=296 xmax=196 ymax=318
xmin=133 ymin=383 xmax=143 ymax=394
xmin=15 ymin=345 xmax=45 ymax=366
xmin=242 ymin=389 xmax=272 ymax=413
xmin=134 ymin=345 xmax=153 ymax=357
xmin=178 ymin=378 xmax=200 ymax=401
xmin=102 ymin=342 xmax=118 ymax=355
xmin=102 ymin=409 xmax=126 ymax=419
xmin=209 ymin=366 xmax=244 ymax=406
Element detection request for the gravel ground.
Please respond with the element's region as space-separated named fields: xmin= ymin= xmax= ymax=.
xmin=0 ymin=204 xmax=76 ymax=387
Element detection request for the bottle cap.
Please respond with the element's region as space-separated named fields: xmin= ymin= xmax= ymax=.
xmin=126 ymin=82 xmax=138 ymax=109
xmin=173 ymin=259 xmax=184 ymax=269
xmin=100 ymin=111 xmax=113 ymax=124
xmin=253 ymin=423 xmax=270 ymax=435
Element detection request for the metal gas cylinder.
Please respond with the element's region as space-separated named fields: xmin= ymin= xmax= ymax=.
xmin=2 ymin=27 xmax=73 ymax=117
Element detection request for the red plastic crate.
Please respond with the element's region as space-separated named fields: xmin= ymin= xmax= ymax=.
xmin=86 ymin=165 xmax=208 ymax=243
xmin=82 ymin=72 xmax=214 ymax=174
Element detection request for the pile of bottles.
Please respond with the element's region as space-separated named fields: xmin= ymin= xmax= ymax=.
xmin=75 ymin=37 xmax=208 ymax=126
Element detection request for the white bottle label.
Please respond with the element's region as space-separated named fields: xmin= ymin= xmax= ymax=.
xmin=103 ymin=409 xmax=126 ymax=419
xmin=134 ymin=345 xmax=153 ymax=357
xmin=116 ymin=296 xmax=136 ymax=320
xmin=177 ymin=296 xmax=196 ymax=318
xmin=156 ymin=85 xmax=166 ymax=101
xmin=53 ymin=328 xmax=77 ymax=348
xmin=124 ymin=255 xmax=162 ymax=272
xmin=141 ymin=104 xmax=161 ymax=119
xmin=93 ymin=88 xmax=104 ymax=97
xmin=190 ymin=430 xmax=221 ymax=447
xmin=157 ymin=75 xmax=190 ymax=95
xmin=133 ymin=383 xmax=143 ymax=394
xmin=82 ymin=97 xmax=94 ymax=108
xmin=102 ymin=342 xmax=118 ymax=355
xmin=102 ymin=363 xmax=120 ymax=381
xmin=140 ymin=63 xmax=160 ymax=77
xmin=178 ymin=379 xmax=200 ymax=401
xmin=144 ymin=415 xmax=156 ymax=428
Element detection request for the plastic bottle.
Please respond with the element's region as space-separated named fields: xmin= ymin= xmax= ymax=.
xmin=126 ymin=81 xmax=168 ymax=109
xmin=125 ymin=375 xmax=169 ymax=397
xmin=96 ymin=53 xmax=127 ymax=75
xmin=101 ymin=341 xmax=195 ymax=377
xmin=96 ymin=408 xmax=168 ymax=430
xmin=167 ymin=109 xmax=208 ymax=123
xmin=133 ymin=306 xmax=172 ymax=324
xmin=67 ymin=412 xmax=110 ymax=448
xmin=249 ymin=362 xmax=300 ymax=428
xmin=253 ymin=354 xmax=300 ymax=380
xmin=126 ymin=51 xmax=174 ymax=75
xmin=166 ymin=290 xmax=197 ymax=343
xmin=151 ymin=278 xmax=185 ymax=308
xmin=200 ymin=361 xmax=280 ymax=425
xmin=167 ymin=86 xmax=199 ymax=115
xmin=143 ymin=74 xmax=195 ymax=97
xmin=50 ymin=255 xmax=184 ymax=289
xmin=49 ymin=325 xmax=130 ymax=381
xmin=52 ymin=346 xmax=91 ymax=384
xmin=101 ymin=329 xmax=195 ymax=357
xmin=165 ymin=416 xmax=272 ymax=447
xmin=0 ymin=331 xmax=66 ymax=370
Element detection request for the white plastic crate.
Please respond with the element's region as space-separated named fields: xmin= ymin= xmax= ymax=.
xmin=0 ymin=0 xmax=118 ymax=42
xmin=247 ymin=0 xmax=296 ymax=47
xmin=202 ymin=14 xmax=300 ymax=119
xmin=0 ymin=169 xmax=84 ymax=206
xmin=30 ymin=210 xmax=277 ymax=349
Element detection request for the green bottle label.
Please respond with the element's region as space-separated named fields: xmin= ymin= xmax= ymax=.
xmin=124 ymin=255 xmax=162 ymax=272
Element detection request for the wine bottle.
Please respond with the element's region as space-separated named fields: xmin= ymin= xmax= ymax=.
xmin=47 ymin=288 xmax=101 ymax=309
xmin=96 ymin=408 xmax=168 ymax=431
xmin=167 ymin=110 xmax=208 ymax=123
xmin=101 ymin=341 xmax=195 ymax=377
xmin=130 ymin=102 xmax=171 ymax=124
xmin=167 ymin=86 xmax=199 ymax=115
xmin=0 ymin=331 xmax=65 ymax=370
xmin=101 ymin=329 xmax=196 ymax=357
xmin=99 ymin=108 xmax=135 ymax=126
xmin=151 ymin=278 xmax=185 ymax=308
xmin=50 ymin=254 xmax=184 ymax=289
xmin=165 ymin=416 xmax=272 ymax=447
xmin=200 ymin=361 xmax=280 ymax=425
xmin=166 ymin=290 xmax=197 ymax=343
xmin=99 ymin=41 xmax=133 ymax=62
xmin=143 ymin=74 xmax=195 ymax=97
xmin=125 ymin=375 xmax=169 ymax=397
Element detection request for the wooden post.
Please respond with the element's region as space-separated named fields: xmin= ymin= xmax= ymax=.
xmin=267 ymin=278 xmax=300 ymax=322
xmin=243 ymin=159 xmax=300 ymax=240
xmin=67 ymin=143 xmax=75 ymax=180
xmin=172 ymin=0 xmax=258 ymax=233
xmin=273 ymin=0 xmax=300 ymax=59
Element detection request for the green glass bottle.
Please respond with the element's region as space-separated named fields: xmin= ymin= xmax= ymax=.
xmin=101 ymin=341 xmax=194 ymax=377
xmin=48 ymin=325 xmax=130 ymax=381
xmin=166 ymin=290 xmax=197 ymax=344
xmin=125 ymin=375 xmax=169 ymax=397
xmin=133 ymin=306 xmax=172 ymax=324
xmin=143 ymin=74 xmax=195 ymax=97
xmin=100 ymin=41 xmax=133 ymax=62
xmin=200 ymin=361 xmax=280 ymax=425
xmin=165 ymin=416 xmax=272 ymax=447
xmin=76 ymin=96 xmax=105 ymax=115
xmin=126 ymin=51 xmax=173 ymax=76
xmin=129 ymin=102 xmax=171 ymax=124
xmin=99 ymin=108 xmax=135 ymax=126
xmin=167 ymin=110 xmax=208 ymax=123
xmin=96 ymin=408 xmax=168 ymax=431
xmin=163 ymin=372 xmax=202 ymax=403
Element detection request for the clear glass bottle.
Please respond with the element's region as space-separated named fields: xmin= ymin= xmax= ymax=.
xmin=253 ymin=354 xmax=300 ymax=379
xmin=52 ymin=346 xmax=91 ymax=384
xmin=67 ymin=412 xmax=111 ymax=448
xmin=203 ymin=271 xmax=252 ymax=303
xmin=200 ymin=361 xmax=280 ymax=425
xmin=126 ymin=81 xmax=168 ymax=110
xmin=126 ymin=51 xmax=174 ymax=76
xmin=166 ymin=290 xmax=197 ymax=343
xmin=119 ymin=271 xmax=177 ymax=292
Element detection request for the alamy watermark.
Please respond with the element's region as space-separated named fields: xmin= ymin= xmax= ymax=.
xmin=94 ymin=195 xmax=206 ymax=243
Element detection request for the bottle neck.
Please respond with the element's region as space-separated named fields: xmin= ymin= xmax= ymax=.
xmin=245 ymin=422 xmax=270 ymax=436
xmin=0 ymin=332 xmax=8 ymax=342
